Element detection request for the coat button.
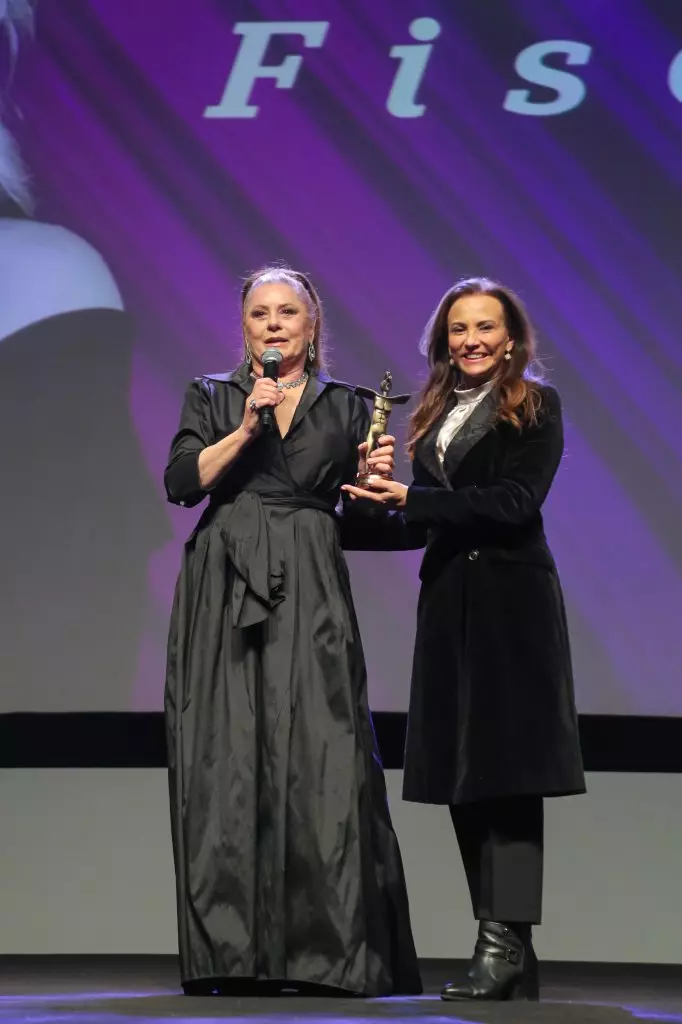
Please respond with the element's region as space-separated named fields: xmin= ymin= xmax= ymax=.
xmin=468 ymin=549 xmax=479 ymax=561
xmin=179 ymin=501 xmax=186 ymax=507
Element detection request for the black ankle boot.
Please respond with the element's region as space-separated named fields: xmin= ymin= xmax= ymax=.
xmin=524 ymin=929 xmax=540 ymax=998
xmin=441 ymin=921 xmax=539 ymax=1002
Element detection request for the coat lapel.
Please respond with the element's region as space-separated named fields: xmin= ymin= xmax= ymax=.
xmin=442 ymin=387 xmax=498 ymax=481
xmin=415 ymin=393 xmax=457 ymax=487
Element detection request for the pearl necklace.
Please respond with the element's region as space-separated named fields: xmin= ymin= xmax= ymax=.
xmin=251 ymin=370 xmax=309 ymax=391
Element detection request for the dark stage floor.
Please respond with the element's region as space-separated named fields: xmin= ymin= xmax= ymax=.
xmin=0 ymin=956 xmax=680 ymax=1024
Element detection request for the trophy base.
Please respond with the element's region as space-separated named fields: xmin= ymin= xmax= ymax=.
xmin=350 ymin=473 xmax=383 ymax=517
xmin=355 ymin=472 xmax=372 ymax=489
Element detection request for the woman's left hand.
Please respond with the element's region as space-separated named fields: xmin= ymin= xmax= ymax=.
xmin=357 ymin=434 xmax=395 ymax=479
xmin=342 ymin=477 xmax=409 ymax=508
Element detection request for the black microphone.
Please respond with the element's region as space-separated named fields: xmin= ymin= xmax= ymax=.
xmin=259 ymin=348 xmax=283 ymax=432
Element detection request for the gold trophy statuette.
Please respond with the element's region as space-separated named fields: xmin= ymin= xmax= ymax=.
xmin=355 ymin=370 xmax=410 ymax=488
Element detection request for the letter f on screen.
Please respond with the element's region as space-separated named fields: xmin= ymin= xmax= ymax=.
xmin=204 ymin=21 xmax=329 ymax=119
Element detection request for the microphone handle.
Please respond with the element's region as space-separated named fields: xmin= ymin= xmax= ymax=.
xmin=260 ymin=362 xmax=279 ymax=432
xmin=260 ymin=406 xmax=275 ymax=432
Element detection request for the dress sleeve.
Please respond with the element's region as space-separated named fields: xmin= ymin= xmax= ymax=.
xmin=338 ymin=392 xmax=426 ymax=552
xmin=164 ymin=379 xmax=215 ymax=508
xmin=404 ymin=386 xmax=563 ymax=528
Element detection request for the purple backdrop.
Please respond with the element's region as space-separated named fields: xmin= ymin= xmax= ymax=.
xmin=2 ymin=0 xmax=681 ymax=713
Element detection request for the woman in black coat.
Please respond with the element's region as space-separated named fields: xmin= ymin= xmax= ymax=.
xmin=344 ymin=277 xmax=585 ymax=1003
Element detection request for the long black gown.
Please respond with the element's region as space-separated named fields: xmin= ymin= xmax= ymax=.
xmin=163 ymin=362 xmax=422 ymax=997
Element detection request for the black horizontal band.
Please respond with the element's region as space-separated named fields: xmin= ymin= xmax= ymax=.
xmin=1 ymin=711 xmax=681 ymax=772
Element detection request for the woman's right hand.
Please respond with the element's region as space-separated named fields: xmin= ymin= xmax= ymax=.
xmin=242 ymin=376 xmax=284 ymax=437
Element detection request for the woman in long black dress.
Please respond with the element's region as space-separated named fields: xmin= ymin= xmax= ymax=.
xmin=163 ymin=266 xmax=422 ymax=997
xmin=344 ymin=278 xmax=585 ymax=1003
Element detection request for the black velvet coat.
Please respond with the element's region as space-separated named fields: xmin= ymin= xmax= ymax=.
xmin=401 ymin=385 xmax=586 ymax=806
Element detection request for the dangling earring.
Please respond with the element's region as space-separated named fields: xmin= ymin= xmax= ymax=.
xmin=504 ymin=347 xmax=512 ymax=361
xmin=308 ymin=340 xmax=316 ymax=363
xmin=245 ymin=342 xmax=252 ymax=363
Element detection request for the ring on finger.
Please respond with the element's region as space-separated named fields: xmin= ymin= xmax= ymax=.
xmin=249 ymin=399 xmax=257 ymax=412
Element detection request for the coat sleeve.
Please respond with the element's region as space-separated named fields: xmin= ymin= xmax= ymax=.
xmin=404 ymin=387 xmax=563 ymax=528
xmin=338 ymin=392 xmax=426 ymax=551
xmin=164 ymin=379 xmax=215 ymax=507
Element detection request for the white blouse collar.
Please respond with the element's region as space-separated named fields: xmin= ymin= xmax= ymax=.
xmin=453 ymin=378 xmax=495 ymax=406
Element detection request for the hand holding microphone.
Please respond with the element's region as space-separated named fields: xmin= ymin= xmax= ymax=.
xmin=242 ymin=348 xmax=284 ymax=437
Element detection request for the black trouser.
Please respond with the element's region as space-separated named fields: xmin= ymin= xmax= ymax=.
xmin=449 ymin=796 xmax=544 ymax=924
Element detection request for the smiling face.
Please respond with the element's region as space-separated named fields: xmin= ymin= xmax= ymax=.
xmin=243 ymin=280 xmax=314 ymax=376
xmin=447 ymin=293 xmax=513 ymax=387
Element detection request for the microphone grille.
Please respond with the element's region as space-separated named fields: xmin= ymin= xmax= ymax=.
xmin=262 ymin=348 xmax=283 ymax=364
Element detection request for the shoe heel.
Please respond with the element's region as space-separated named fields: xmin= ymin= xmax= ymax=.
xmin=510 ymin=968 xmax=539 ymax=1002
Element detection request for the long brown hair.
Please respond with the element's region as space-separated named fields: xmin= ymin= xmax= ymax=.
xmin=240 ymin=264 xmax=327 ymax=371
xmin=407 ymin=277 xmax=543 ymax=456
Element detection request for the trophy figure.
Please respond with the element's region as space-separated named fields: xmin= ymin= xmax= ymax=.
xmin=355 ymin=371 xmax=410 ymax=487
